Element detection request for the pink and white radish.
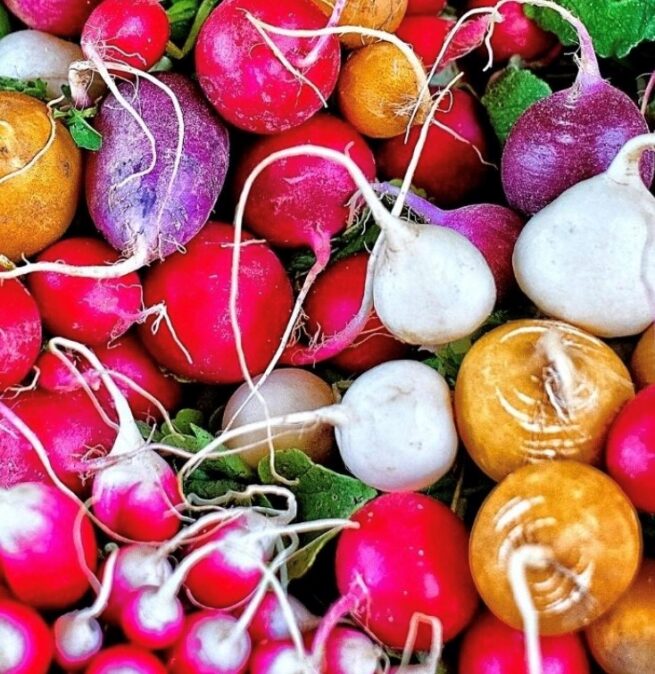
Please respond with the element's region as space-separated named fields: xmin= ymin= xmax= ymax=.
xmin=249 ymin=638 xmax=311 ymax=674
xmin=0 ymin=598 xmax=53 ymax=674
xmin=244 ymin=590 xmax=319 ymax=643
xmin=513 ymin=133 xmax=655 ymax=337
xmin=86 ymin=645 xmax=167 ymax=674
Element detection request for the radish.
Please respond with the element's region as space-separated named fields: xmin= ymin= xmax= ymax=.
xmin=28 ymin=238 xmax=143 ymax=346
xmin=459 ymin=610 xmax=590 ymax=674
xmin=86 ymin=645 xmax=167 ymax=674
xmin=395 ymin=15 xmax=454 ymax=70
xmin=0 ymin=598 xmax=53 ymax=674
xmin=249 ymin=639 xmax=311 ymax=674
xmin=326 ymin=492 xmax=478 ymax=651
xmin=498 ymin=0 xmax=653 ymax=215
xmin=2 ymin=0 xmax=101 ymax=36
xmin=245 ymin=590 xmax=319 ymax=643
xmin=373 ymin=182 xmax=524 ymax=301
xmin=512 ymin=133 xmax=655 ymax=337
xmin=320 ymin=627 xmax=383 ymax=674
xmin=606 ymin=385 xmax=655 ymax=513
xmin=0 ymin=280 xmax=41 ymax=391
xmin=195 ymin=0 xmax=341 ymax=134
xmin=405 ymin=0 xmax=445 ymax=14
xmin=168 ymin=611 xmax=251 ymax=674
xmin=139 ymin=222 xmax=294 ymax=384
xmin=81 ymin=0 xmax=170 ymax=71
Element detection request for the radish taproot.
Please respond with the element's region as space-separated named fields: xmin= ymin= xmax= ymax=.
xmin=499 ymin=1 xmax=652 ymax=215
xmin=195 ymin=0 xmax=340 ymax=134
xmin=86 ymin=645 xmax=167 ymax=674
xmin=0 ymin=280 xmax=41 ymax=391
xmin=454 ymin=320 xmax=634 ymax=481
xmin=512 ymin=133 xmax=655 ymax=338
xmin=631 ymin=326 xmax=655 ymax=389
xmin=0 ymin=598 xmax=53 ymax=674
xmin=3 ymin=0 xmax=100 ymax=36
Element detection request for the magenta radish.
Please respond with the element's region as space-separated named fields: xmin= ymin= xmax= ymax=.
xmin=28 ymin=238 xmax=143 ymax=346
xmin=499 ymin=0 xmax=653 ymax=215
xmin=0 ymin=280 xmax=41 ymax=391
xmin=320 ymin=627 xmax=383 ymax=674
xmin=195 ymin=0 xmax=340 ymax=134
xmin=373 ymin=182 xmax=524 ymax=301
xmin=249 ymin=639 xmax=310 ymax=674
xmin=81 ymin=0 xmax=170 ymax=71
xmin=86 ymin=645 xmax=167 ymax=674
xmin=245 ymin=591 xmax=318 ymax=643
xmin=168 ymin=610 xmax=252 ymax=674
xmin=513 ymin=133 xmax=655 ymax=337
xmin=331 ymin=492 xmax=478 ymax=650
xmin=139 ymin=222 xmax=294 ymax=384
xmin=3 ymin=0 xmax=100 ymax=36
xmin=0 ymin=598 xmax=53 ymax=674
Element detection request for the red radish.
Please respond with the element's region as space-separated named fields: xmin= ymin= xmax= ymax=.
xmin=3 ymin=0 xmax=100 ymax=36
xmin=234 ymin=113 xmax=375 ymax=269
xmin=467 ymin=0 xmax=557 ymax=62
xmin=246 ymin=591 xmax=318 ymax=643
xmin=168 ymin=611 xmax=251 ymax=674
xmin=195 ymin=0 xmax=341 ymax=134
xmin=395 ymin=16 xmax=454 ymax=69
xmin=373 ymin=182 xmax=524 ymax=300
xmin=0 ymin=598 xmax=53 ymax=674
xmin=86 ymin=645 xmax=167 ymax=674
xmin=459 ymin=610 xmax=590 ymax=673
xmin=333 ymin=492 xmax=477 ymax=650
xmin=36 ymin=351 xmax=83 ymax=393
xmin=405 ymin=0 xmax=446 ymax=15
xmin=321 ymin=627 xmax=383 ymax=674
xmin=499 ymin=0 xmax=653 ymax=215
xmin=0 ymin=389 xmax=116 ymax=493
xmin=0 ymin=482 xmax=97 ymax=609
xmin=606 ymin=385 xmax=655 ymax=513
xmin=249 ymin=639 xmax=309 ymax=674
xmin=0 ymin=280 xmax=41 ymax=391
xmin=28 ymin=238 xmax=143 ymax=346
xmin=299 ymin=254 xmax=410 ymax=372
xmin=139 ymin=222 xmax=294 ymax=384
xmin=377 ymin=88 xmax=490 ymax=207
xmin=81 ymin=0 xmax=170 ymax=71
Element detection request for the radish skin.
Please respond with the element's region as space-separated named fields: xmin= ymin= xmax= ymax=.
xmin=0 ymin=598 xmax=53 ymax=674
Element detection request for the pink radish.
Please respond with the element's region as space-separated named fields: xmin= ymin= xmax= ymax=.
xmin=321 ymin=627 xmax=383 ymax=674
xmin=28 ymin=238 xmax=143 ymax=346
xmin=245 ymin=590 xmax=319 ymax=643
xmin=168 ymin=610 xmax=251 ymax=674
xmin=139 ymin=222 xmax=294 ymax=384
xmin=81 ymin=0 xmax=170 ymax=71
xmin=86 ymin=645 xmax=167 ymax=674
xmin=249 ymin=639 xmax=310 ymax=674
xmin=195 ymin=0 xmax=341 ymax=134
xmin=0 ymin=280 xmax=41 ymax=391
xmin=0 ymin=598 xmax=53 ymax=674
xmin=2 ymin=0 xmax=100 ymax=36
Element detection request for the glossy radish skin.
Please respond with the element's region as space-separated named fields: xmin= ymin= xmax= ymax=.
xmin=245 ymin=591 xmax=318 ymax=642
xmin=606 ymin=385 xmax=655 ymax=513
xmin=459 ymin=611 xmax=590 ymax=674
xmin=303 ymin=254 xmax=410 ymax=372
xmin=0 ymin=390 xmax=116 ymax=493
xmin=0 ymin=280 xmax=41 ymax=391
xmin=101 ymin=545 xmax=174 ymax=625
xmin=195 ymin=0 xmax=341 ymax=134
xmin=234 ymin=114 xmax=376 ymax=251
xmin=86 ymin=73 xmax=230 ymax=263
xmin=184 ymin=512 xmax=276 ymax=609
xmin=395 ymin=15 xmax=454 ymax=69
xmin=29 ymin=238 xmax=143 ymax=346
xmin=0 ymin=598 xmax=53 ymax=674
xmin=376 ymin=89 xmax=489 ymax=207
xmin=467 ymin=0 xmax=557 ymax=62
xmin=121 ymin=586 xmax=185 ymax=650
xmin=139 ymin=223 xmax=294 ymax=384
xmin=0 ymin=483 xmax=97 ymax=609
xmin=86 ymin=645 xmax=167 ymax=674
xmin=336 ymin=492 xmax=478 ymax=649
xmin=81 ymin=0 xmax=170 ymax=70
xmin=3 ymin=0 xmax=101 ymax=36
xmin=168 ymin=611 xmax=251 ymax=674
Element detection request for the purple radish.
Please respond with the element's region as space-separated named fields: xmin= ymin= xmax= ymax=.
xmin=499 ymin=0 xmax=653 ymax=215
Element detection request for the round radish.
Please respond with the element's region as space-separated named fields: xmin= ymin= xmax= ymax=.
xmin=0 ymin=280 xmax=41 ymax=391
xmin=459 ymin=610 xmax=590 ymax=674
xmin=53 ymin=610 xmax=103 ymax=670
xmin=195 ymin=0 xmax=340 ymax=134
xmin=249 ymin=639 xmax=309 ymax=674
xmin=0 ymin=598 xmax=53 ymax=674
xmin=86 ymin=645 xmax=167 ymax=674
xmin=500 ymin=1 xmax=652 ymax=215
xmin=321 ymin=627 xmax=382 ymax=674
xmin=139 ymin=222 xmax=294 ymax=384
xmin=395 ymin=15 xmax=454 ymax=69
xmin=81 ymin=0 xmax=170 ymax=71
xmin=606 ymin=385 xmax=655 ymax=513
xmin=405 ymin=0 xmax=445 ymax=14
xmin=3 ymin=0 xmax=100 ymax=36
xmin=28 ymin=238 xmax=142 ymax=346
xmin=245 ymin=591 xmax=318 ymax=643
xmin=335 ymin=492 xmax=478 ymax=649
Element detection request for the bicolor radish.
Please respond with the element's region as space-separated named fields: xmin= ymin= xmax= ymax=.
xmin=86 ymin=645 xmax=167 ymax=674
xmin=0 ymin=598 xmax=53 ymax=674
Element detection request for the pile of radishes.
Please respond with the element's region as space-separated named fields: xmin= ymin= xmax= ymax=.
xmin=1 ymin=0 xmax=655 ymax=671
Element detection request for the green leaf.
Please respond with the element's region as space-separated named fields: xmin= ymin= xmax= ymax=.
xmin=0 ymin=4 xmax=10 ymax=38
xmin=184 ymin=477 xmax=248 ymax=500
xmin=258 ymin=449 xmax=377 ymax=525
xmin=286 ymin=528 xmax=340 ymax=580
xmin=54 ymin=107 xmax=102 ymax=151
xmin=167 ymin=408 xmax=205 ymax=435
xmin=0 ymin=77 xmax=48 ymax=100
xmin=482 ymin=66 xmax=552 ymax=144
xmin=525 ymin=0 xmax=655 ymax=59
